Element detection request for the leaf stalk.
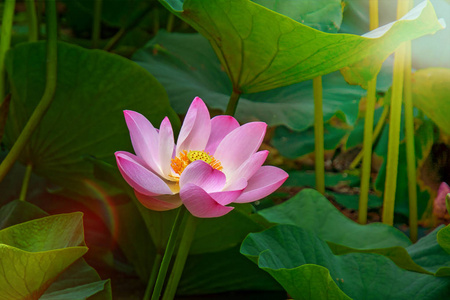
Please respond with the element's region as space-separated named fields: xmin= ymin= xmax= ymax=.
xmin=0 ymin=0 xmax=16 ymax=103
xmin=313 ymin=76 xmax=325 ymax=194
xmin=0 ymin=0 xmax=58 ymax=183
xmin=162 ymin=213 xmax=198 ymax=300
xmin=150 ymin=206 xmax=187 ymax=300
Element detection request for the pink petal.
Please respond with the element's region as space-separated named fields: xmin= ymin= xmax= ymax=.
xmin=180 ymin=183 xmax=234 ymax=218
xmin=115 ymin=151 xmax=173 ymax=196
xmin=179 ymin=160 xmax=226 ymax=193
xmin=135 ymin=191 xmax=182 ymax=211
xmin=158 ymin=117 xmax=175 ymax=178
xmin=123 ymin=110 xmax=160 ymax=174
xmin=214 ymin=122 xmax=267 ymax=175
xmin=226 ymin=151 xmax=268 ymax=186
xmin=224 ymin=177 xmax=248 ymax=192
xmin=205 ymin=115 xmax=240 ymax=155
xmin=176 ymin=97 xmax=211 ymax=154
xmin=210 ymin=188 xmax=246 ymax=206
xmin=234 ymin=166 xmax=288 ymax=203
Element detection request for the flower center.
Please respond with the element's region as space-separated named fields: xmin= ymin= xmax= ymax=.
xmin=170 ymin=150 xmax=222 ymax=178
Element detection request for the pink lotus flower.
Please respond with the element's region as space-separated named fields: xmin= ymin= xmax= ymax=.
xmin=433 ymin=182 xmax=450 ymax=219
xmin=115 ymin=97 xmax=288 ymax=218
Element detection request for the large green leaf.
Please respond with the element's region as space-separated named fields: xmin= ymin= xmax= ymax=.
xmin=241 ymin=224 xmax=450 ymax=300
xmin=253 ymin=0 xmax=343 ymax=32
xmin=411 ymin=68 xmax=450 ymax=135
xmin=133 ymin=32 xmax=367 ymax=130
xmin=40 ymin=259 xmax=111 ymax=300
xmin=159 ymin=0 xmax=443 ymax=93
xmin=0 ymin=213 xmax=88 ymax=300
xmin=258 ymin=189 xmax=411 ymax=249
xmin=258 ymin=190 xmax=450 ymax=276
xmin=332 ymin=225 xmax=450 ymax=276
xmin=0 ymin=203 xmax=111 ymax=299
xmin=4 ymin=41 xmax=180 ymax=195
xmin=0 ymin=199 xmax=47 ymax=230
xmin=406 ymin=225 xmax=450 ymax=276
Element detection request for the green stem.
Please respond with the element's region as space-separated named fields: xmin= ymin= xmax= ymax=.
xmin=382 ymin=45 xmax=406 ymax=226
xmin=26 ymin=0 xmax=38 ymax=42
xmin=349 ymin=104 xmax=389 ymax=170
xmin=162 ymin=213 xmax=198 ymax=300
xmin=404 ymin=39 xmax=417 ymax=242
xmin=36 ymin=0 xmax=44 ymax=39
xmin=166 ymin=13 xmax=175 ymax=32
xmin=0 ymin=0 xmax=58 ymax=184
xmin=313 ymin=76 xmax=325 ymax=194
xmin=0 ymin=0 xmax=16 ymax=103
xmin=153 ymin=8 xmax=160 ymax=35
xmin=150 ymin=206 xmax=187 ymax=300
xmin=0 ymin=94 xmax=11 ymax=144
xmin=382 ymin=0 xmax=409 ymax=226
xmin=143 ymin=253 xmax=163 ymax=300
xmin=225 ymin=90 xmax=242 ymax=116
xmin=104 ymin=28 xmax=125 ymax=52
xmin=358 ymin=78 xmax=377 ymax=224
xmin=92 ymin=0 xmax=103 ymax=48
xmin=369 ymin=0 xmax=379 ymax=30
xmin=357 ymin=0 xmax=379 ymax=224
xmin=19 ymin=164 xmax=32 ymax=201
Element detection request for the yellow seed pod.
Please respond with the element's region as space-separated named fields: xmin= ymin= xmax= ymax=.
xmin=187 ymin=150 xmax=212 ymax=164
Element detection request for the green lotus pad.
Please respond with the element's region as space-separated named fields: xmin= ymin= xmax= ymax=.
xmin=4 ymin=41 xmax=179 ymax=196
xmin=0 ymin=213 xmax=89 ymax=300
xmin=241 ymin=224 xmax=450 ymax=299
xmin=159 ymin=0 xmax=444 ymax=92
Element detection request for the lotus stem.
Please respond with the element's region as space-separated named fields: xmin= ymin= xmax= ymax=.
xmin=162 ymin=213 xmax=198 ymax=300
xmin=0 ymin=0 xmax=58 ymax=184
xmin=404 ymin=40 xmax=417 ymax=242
xmin=402 ymin=0 xmax=417 ymax=242
xmin=225 ymin=90 xmax=242 ymax=116
xmin=92 ymin=0 xmax=103 ymax=48
xmin=369 ymin=0 xmax=379 ymax=30
xmin=349 ymin=104 xmax=389 ymax=170
xmin=153 ymin=8 xmax=160 ymax=35
xmin=143 ymin=253 xmax=163 ymax=300
xmin=25 ymin=0 xmax=38 ymax=42
xmin=167 ymin=13 xmax=175 ymax=32
xmin=19 ymin=164 xmax=33 ymax=201
xmin=313 ymin=76 xmax=325 ymax=194
xmin=358 ymin=78 xmax=377 ymax=224
xmin=0 ymin=0 xmax=16 ymax=103
xmin=357 ymin=0 xmax=379 ymax=224
xmin=150 ymin=206 xmax=187 ymax=300
xmin=382 ymin=0 xmax=410 ymax=225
